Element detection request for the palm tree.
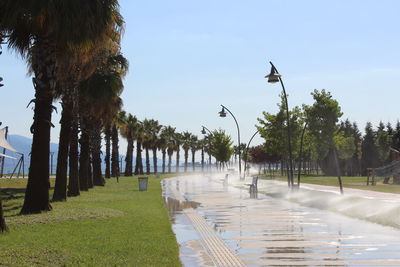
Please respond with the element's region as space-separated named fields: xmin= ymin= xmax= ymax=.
xmin=54 ymin=42 xmax=108 ymax=200
xmin=181 ymin=131 xmax=192 ymax=172
xmin=160 ymin=126 xmax=176 ymax=174
xmin=150 ymin=120 xmax=162 ymax=174
xmin=134 ymin=121 xmax=144 ymax=175
xmin=190 ymin=135 xmax=199 ymax=172
xmin=1 ymin=0 xmax=122 ymax=214
xmin=77 ymin=48 xmax=127 ymax=188
xmin=120 ymin=114 xmax=139 ymax=176
xmin=111 ymin=111 xmax=126 ymax=177
xmin=142 ymin=119 xmax=152 ymax=175
xmin=199 ymin=138 xmax=206 ymax=171
xmin=104 ymin=124 xmax=112 ymax=178
xmin=174 ymin=133 xmax=183 ymax=173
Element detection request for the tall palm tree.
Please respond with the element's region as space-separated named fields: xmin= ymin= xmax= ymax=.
xmin=111 ymin=111 xmax=126 ymax=177
xmin=190 ymin=135 xmax=199 ymax=172
xmin=120 ymin=114 xmax=139 ymax=176
xmin=200 ymin=138 xmax=206 ymax=171
xmin=77 ymin=48 xmax=127 ymax=188
xmin=134 ymin=121 xmax=144 ymax=175
xmin=1 ymin=0 xmax=121 ymax=214
xmin=150 ymin=120 xmax=162 ymax=174
xmin=160 ymin=126 xmax=176 ymax=174
xmin=104 ymin=123 xmax=112 ymax=178
xmin=53 ymin=40 xmax=108 ymax=200
xmin=174 ymin=133 xmax=183 ymax=173
xmin=142 ymin=119 xmax=152 ymax=175
xmin=181 ymin=131 xmax=192 ymax=172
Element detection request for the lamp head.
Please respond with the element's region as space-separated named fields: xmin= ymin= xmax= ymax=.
xmin=219 ymin=107 xmax=227 ymax=117
xmin=265 ymin=66 xmax=281 ymax=83
xmin=201 ymin=127 xmax=206 ymax=135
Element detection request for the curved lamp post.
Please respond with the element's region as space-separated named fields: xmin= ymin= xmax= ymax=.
xmin=219 ymin=105 xmax=242 ymax=176
xmin=265 ymin=61 xmax=294 ymax=187
xmin=201 ymin=126 xmax=213 ymax=170
xmin=243 ymin=129 xmax=259 ymax=179
xmin=297 ymin=122 xmax=307 ymax=186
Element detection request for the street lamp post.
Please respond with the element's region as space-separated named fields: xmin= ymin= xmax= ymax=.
xmin=219 ymin=105 xmax=242 ymax=177
xmin=297 ymin=122 xmax=308 ymax=186
xmin=201 ymin=126 xmax=213 ymax=171
xmin=243 ymin=130 xmax=259 ymax=179
xmin=265 ymin=61 xmax=294 ymax=187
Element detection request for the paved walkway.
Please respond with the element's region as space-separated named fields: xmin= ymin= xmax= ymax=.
xmin=164 ymin=175 xmax=400 ymax=266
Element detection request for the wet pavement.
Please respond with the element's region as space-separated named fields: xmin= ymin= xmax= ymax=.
xmin=162 ymin=174 xmax=400 ymax=266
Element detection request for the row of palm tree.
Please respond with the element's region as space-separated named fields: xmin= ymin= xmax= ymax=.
xmin=0 ymin=1 xmax=125 ymax=214
xmin=111 ymin=115 xmax=213 ymax=176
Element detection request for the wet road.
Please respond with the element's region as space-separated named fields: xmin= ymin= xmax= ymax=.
xmin=163 ymin=175 xmax=400 ymax=266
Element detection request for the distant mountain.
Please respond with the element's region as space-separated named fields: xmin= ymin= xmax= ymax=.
xmin=1 ymin=134 xmax=174 ymax=175
xmin=0 ymin=134 xmax=58 ymax=174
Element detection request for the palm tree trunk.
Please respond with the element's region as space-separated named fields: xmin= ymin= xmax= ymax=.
xmin=201 ymin=147 xmax=204 ymax=171
xmin=53 ymin=93 xmax=72 ymax=202
xmin=184 ymin=149 xmax=189 ymax=172
xmin=21 ymin=38 xmax=56 ymax=214
xmin=104 ymin=125 xmax=111 ymax=178
xmin=124 ymin=138 xmax=133 ymax=176
xmin=111 ymin=125 xmax=120 ymax=177
xmin=79 ymin=114 xmax=90 ymax=191
xmin=134 ymin=141 xmax=143 ymax=175
xmin=192 ymin=150 xmax=195 ymax=172
xmin=152 ymin=148 xmax=158 ymax=174
xmin=162 ymin=149 xmax=166 ymax=173
xmin=176 ymin=147 xmax=180 ymax=173
xmin=92 ymin=122 xmax=104 ymax=186
xmin=67 ymin=97 xmax=80 ymax=196
xmin=167 ymin=150 xmax=173 ymax=173
xmin=0 ymin=199 xmax=7 ymax=232
xmin=88 ymin=152 xmax=93 ymax=188
xmin=145 ymin=148 xmax=150 ymax=174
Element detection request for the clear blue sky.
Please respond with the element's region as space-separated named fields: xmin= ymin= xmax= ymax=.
xmin=1 ymin=0 xmax=400 ymax=154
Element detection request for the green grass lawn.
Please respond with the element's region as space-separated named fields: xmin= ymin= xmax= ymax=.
xmin=268 ymin=175 xmax=400 ymax=194
xmin=0 ymin=174 xmax=181 ymax=266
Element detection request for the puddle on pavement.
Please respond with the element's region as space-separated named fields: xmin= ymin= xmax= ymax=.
xmin=163 ymin=175 xmax=400 ymax=267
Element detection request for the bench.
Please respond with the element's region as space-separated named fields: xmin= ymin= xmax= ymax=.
xmin=245 ymin=176 xmax=258 ymax=192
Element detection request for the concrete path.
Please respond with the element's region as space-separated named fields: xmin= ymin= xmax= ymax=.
xmin=164 ymin=175 xmax=400 ymax=266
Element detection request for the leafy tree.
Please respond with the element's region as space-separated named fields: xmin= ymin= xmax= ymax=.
xmin=257 ymin=95 xmax=303 ymax=180
xmin=210 ymin=130 xmax=233 ymax=168
xmin=361 ymin=122 xmax=380 ymax=175
xmin=376 ymin=121 xmax=392 ymax=164
xmin=334 ymin=132 xmax=355 ymax=160
xmin=304 ymin=89 xmax=343 ymax=175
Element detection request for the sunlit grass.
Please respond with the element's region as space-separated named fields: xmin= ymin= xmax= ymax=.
xmin=0 ymin=175 xmax=181 ymax=266
xmin=267 ymin=175 xmax=400 ymax=194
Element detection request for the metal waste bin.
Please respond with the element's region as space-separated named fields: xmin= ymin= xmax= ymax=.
xmin=138 ymin=177 xmax=148 ymax=191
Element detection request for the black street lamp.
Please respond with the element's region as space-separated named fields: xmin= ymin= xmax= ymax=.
xmin=297 ymin=122 xmax=307 ymax=187
xmin=201 ymin=126 xmax=213 ymax=171
xmin=219 ymin=105 xmax=242 ymax=176
xmin=265 ymin=61 xmax=294 ymax=187
xmin=243 ymin=130 xmax=259 ymax=179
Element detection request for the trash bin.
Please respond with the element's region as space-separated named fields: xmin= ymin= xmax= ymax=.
xmin=138 ymin=177 xmax=148 ymax=191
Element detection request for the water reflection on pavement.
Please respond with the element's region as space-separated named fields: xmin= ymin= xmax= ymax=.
xmin=163 ymin=174 xmax=400 ymax=266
